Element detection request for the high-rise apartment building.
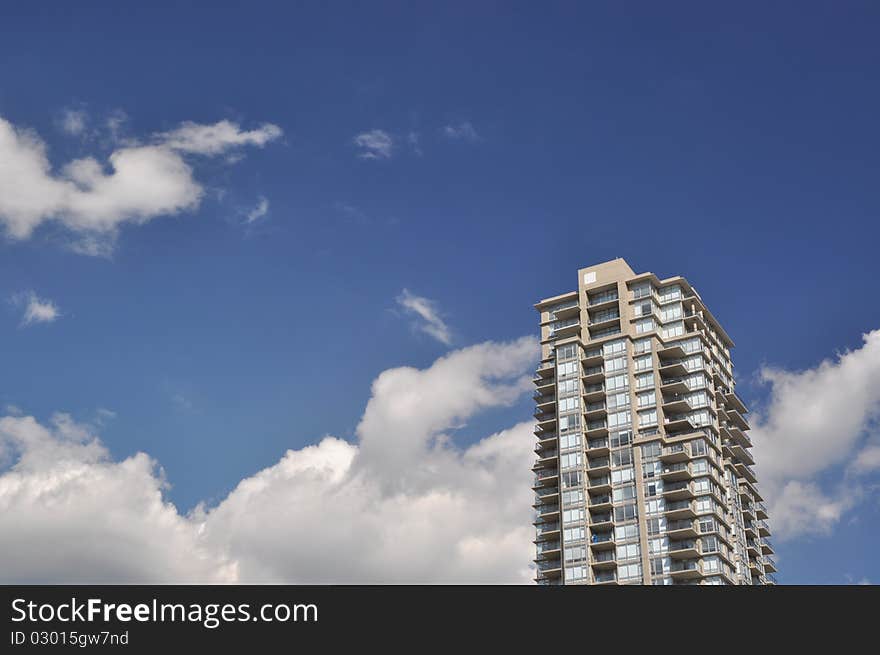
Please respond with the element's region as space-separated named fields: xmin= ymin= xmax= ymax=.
xmin=533 ymin=258 xmax=775 ymax=585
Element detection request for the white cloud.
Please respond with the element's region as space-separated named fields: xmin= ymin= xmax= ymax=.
xmin=396 ymin=289 xmax=452 ymax=345
xmin=751 ymin=329 xmax=880 ymax=539
xmin=59 ymin=109 xmax=88 ymax=136
xmin=442 ymin=121 xmax=480 ymax=142
xmin=0 ymin=337 xmax=540 ymax=583
xmin=156 ymin=120 xmax=282 ymax=156
xmin=244 ymin=196 xmax=269 ymax=224
xmin=0 ymin=414 xmax=236 ymax=583
xmin=12 ymin=291 xmax=61 ymax=326
xmin=353 ymin=129 xmax=393 ymax=159
xmin=0 ymin=115 xmax=282 ymax=250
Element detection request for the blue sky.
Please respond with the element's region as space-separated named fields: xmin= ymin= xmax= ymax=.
xmin=1 ymin=2 xmax=879 ymax=584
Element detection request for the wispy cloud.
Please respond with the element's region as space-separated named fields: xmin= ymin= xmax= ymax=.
xmin=353 ymin=129 xmax=393 ymax=159
xmin=12 ymin=291 xmax=61 ymax=326
xmin=396 ymin=289 xmax=452 ymax=345
xmin=59 ymin=109 xmax=88 ymax=137
xmin=244 ymin=196 xmax=270 ymax=224
xmin=442 ymin=121 xmax=480 ymax=142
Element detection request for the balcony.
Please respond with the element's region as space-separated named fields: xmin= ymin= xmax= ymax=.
xmin=582 ymin=347 xmax=603 ymax=366
xmin=659 ymin=359 xmax=689 ymax=377
xmin=536 ymin=504 xmax=560 ymax=519
xmin=588 ymin=289 xmax=619 ymax=308
xmin=588 ymin=310 xmax=621 ymax=329
xmin=536 ymin=361 xmax=555 ymax=377
xmin=660 ymin=377 xmax=690 ymax=395
xmin=735 ymin=461 xmax=758 ymax=484
xmin=668 ymin=539 xmax=700 ymax=559
xmin=535 ymin=521 xmax=561 ymax=539
xmin=582 ymin=383 xmax=605 ymax=402
xmin=662 ymin=481 xmax=694 ymax=501
xmin=585 ymin=420 xmax=609 ymax=438
xmin=764 ymin=557 xmax=777 ymax=573
xmin=533 ymin=486 xmax=558 ymax=501
xmin=535 ymin=559 xmax=562 ymax=575
xmin=535 ymin=449 xmax=558 ymax=464
xmin=660 ymin=443 xmax=692 ymax=463
xmin=533 ymin=469 xmax=559 ymax=488
xmin=535 ymin=432 xmax=557 ymax=448
xmin=738 ymin=478 xmax=763 ymax=502
xmin=582 ymin=365 xmax=605 ymax=384
xmin=588 ymin=475 xmax=612 ymax=495
xmin=587 ymin=457 xmax=611 ymax=475
xmin=548 ymin=302 xmax=580 ymax=322
xmin=663 ymin=414 xmax=695 ymax=433
xmin=533 ymin=374 xmax=555 ymax=391
xmin=593 ymin=571 xmax=617 ymax=584
xmin=726 ymin=409 xmax=750 ymax=432
xmin=588 ymin=495 xmax=613 ymax=511
xmin=755 ymin=501 xmax=769 ymax=520
xmin=586 ymin=437 xmax=610 ymax=455
xmin=584 ymin=402 xmax=607 ymax=419
xmin=722 ymin=391 xmax=748 ymax=415
xmin=534 ymin=392 xmax=557 ymax=409
xmin=727 ymin=442 xmax=755 ymax=466
xmin=589 ymin=514 xmax=614 ymax=531
xmin=757 ymin=520 xmax=771 ymax=538
xmin=590 ymin=550 xmax=617 ymax=570
xmin=546 ymin=321 xmax=581 ymax=342
xmin=657 ymin=342 xmax=687 ymax=361
xmin=666 ymin=519 xmax=699 ymax=538
xmin=589 ymin=532 xmax=616 ymax=551
xmin=535 ymin=540 xmax=561 ymax=558
xmin=669 ymin=559 xmax=702 ymax=580
xmin=661 ymin=462 xmax=691 ymax=482
xmin=664 ymin=500 xmax=696 ymax=520
xmin=662 ymin=394 xmax=692 ymax=414
xmin=721 ymin=423 xmax=752 ymax=449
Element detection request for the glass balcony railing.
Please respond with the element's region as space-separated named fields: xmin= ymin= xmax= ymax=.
xmin=594 ymin=571 xmax=617 ymax=583
xmin=535 ymin=541 xmax=560 ymax=554
xmin=589 ymin=495 xmax=611 ymax=506
xmin=588 ymin=458 xmax=610 ymax=469
xmin=535 ymin=522 xmax=560 ymax=535
xmin=589 ymin=291 xmax=619 ymax=306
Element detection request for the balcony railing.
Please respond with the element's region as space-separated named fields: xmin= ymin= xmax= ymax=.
xmin=535 ymin=522 xmax=560 ymax=536
xmin=591 ymin=550 xmax=615 ymax=563
xmin=590 ymin=515 xmax=613 ymax=528
xmin=535 ymin=540 xmax=560 ymax=554
xmin=594 ymin=571 xmax=617 ymax=583
xmin=589 ymin=495 xmax=611 ymax=507
xmin=536 ymin=560 xmax=561 ymax=572
xmin=588 ymin=290 xmax=619 ymax=306
xmin=534 ymin=469 xmax=558 ymax=481
xmin=588 ymin=476 xmax=610 ymax=488
xmin=588 ymin=458 xmax=610 ymax=470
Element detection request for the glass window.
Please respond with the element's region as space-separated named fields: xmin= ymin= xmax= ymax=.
xmin=633 ymin=338 xmax=652 ymax=354
xmin=636 ymin=372 xmax=654 ymax=389
xmin=637 ymin=390 xmax=656 ymax=407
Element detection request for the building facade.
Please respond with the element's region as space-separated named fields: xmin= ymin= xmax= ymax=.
xmin=533 ymin=258 xmax=775 ymax=585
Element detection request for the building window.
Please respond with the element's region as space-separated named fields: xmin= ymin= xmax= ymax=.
xmin=638 ymin=409 xmax=658 ymax=427
xmin=635 ymin=318 xmax=655 ymax=334
xmin=637 ymin=390 xmax=656 ymax=407
xmin=636 ymin=372 xmax=655 ymax=389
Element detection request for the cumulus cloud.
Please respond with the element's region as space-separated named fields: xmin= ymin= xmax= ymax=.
xmin=0 ymin=115 xmax=282 ymax=250
xmin=12 ymin=291 xmax=61 ymax=326
xmin=244 ymin=196 xmax=269 ymax=224
xmin=396 ymin=289 xmax=452 ymax=345
xmin=0 ymin=413 xmax=236 ymax=583
xmin=751 ymin=329 xmax=880 ymax=539
xmin=0 ymin=337 xmax=540 ymax=583
xmin=353 ymin=129 xmax=393 ymax=159
xmin=442 ymin=121 xmax=479 ymax=142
